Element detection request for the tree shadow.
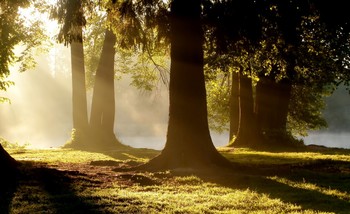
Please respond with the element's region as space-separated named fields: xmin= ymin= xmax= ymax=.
xmin=95 ymin=147 xmax=160 ymax=164
xmin=194 ymin=164 xmax=350 ymax=214
xmin=6 ymin=161 xmax=112 ymax=214
xmin=0 ymin=169 xmax=19 ymax=213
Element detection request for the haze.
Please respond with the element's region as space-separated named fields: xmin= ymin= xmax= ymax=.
xmin=1 ymin=44 xmax=349 ymax=149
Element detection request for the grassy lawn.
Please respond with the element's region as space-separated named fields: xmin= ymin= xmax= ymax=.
xmin=2 ymin=146 xmax=350 ymax=213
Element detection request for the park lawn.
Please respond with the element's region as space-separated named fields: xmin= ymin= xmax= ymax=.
xmin=3 ymin=146 xmax=350 ymax=213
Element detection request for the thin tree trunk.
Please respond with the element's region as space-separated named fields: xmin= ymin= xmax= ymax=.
xmin=229 ymin=71 xmax=261 ymax=148
xmin=229 ymin=71 xmax=239 ymax=142
xmin=89 ymin=29 xmax=122 ymax=149
xmin=140 ymin=0 xmax=230 ymax=170
xmin=70 ymin=40 xmax=89 ymax=145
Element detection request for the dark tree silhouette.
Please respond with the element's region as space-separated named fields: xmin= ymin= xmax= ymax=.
xmin=229 ymin=71 xmax=239 ymax=141
xmin=0 ymin=144 xmax=18 ymax=180
xmin=206 ymin=0 xmax=350 ymax=149
xmin=138 ymin=0 xmax=230 ymax=169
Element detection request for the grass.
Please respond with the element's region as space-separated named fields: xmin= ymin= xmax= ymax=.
xmin=2 ymin=146 xmax=350 ymax=213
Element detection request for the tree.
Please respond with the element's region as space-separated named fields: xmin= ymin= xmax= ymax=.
xmin=141 ymin=0 xmax=230 ymax=169
xmin=89 ymin=28 xmax=123 ymax=149
xmin=204 ymin=0 xmax=350 ymax=149
xmin=52 ymin=0 xmax=89 ymax=147
xmin=1 ymin=0 xmax=47 ymax=187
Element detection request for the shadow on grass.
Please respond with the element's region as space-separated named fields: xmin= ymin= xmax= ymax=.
xmin=0 ymin=170 xmax=19 ymax=213
xmin=194 ymin=163 xmax=350 ymax=214
xmin=74 ymin=146 xmax=350 ymax=213
xmin=7 ymin=162 xmax=111 ymax=214
xmin=97 ymin=147 xmax=160 ymax=163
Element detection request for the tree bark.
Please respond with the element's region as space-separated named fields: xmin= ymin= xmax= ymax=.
xmin=229 ymin=71 xmax=261 ymax=148
xmin=229 ymin=71 xmax=239 ymax=142
xmin=141 ymin=0 xmax=230 ymax=170
xmin=255 ymin=74 xmax=293 ymax=147
xmin=0 ymin=144 xmax=18 ymax=192
xmin=70 ymin=40 xmax=89 ymax=145
xmin=255 ymin=76 xmax=275 ymax=132
xmin=89 ymin=29 xmax=123 ymax=149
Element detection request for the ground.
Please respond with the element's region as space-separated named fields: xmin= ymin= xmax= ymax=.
xmin=1 ymin=146 xmax=350 ymax=213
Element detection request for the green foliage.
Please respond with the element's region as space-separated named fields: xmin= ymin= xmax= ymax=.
xmin=288 ymin=85 xmax=329 ymax=136
xmin=205 ymin=70 xmax=230 ymax=133
xmin=78 ymin=0 xmax=170 ymax=91
xmin=0 ymin=137 xmax=28 ymax=153
xmin=204 ymin=3 xmax=348 ymax=139
xmin=51 ymin=0 xmax=89 ymax=45
xmin=0 ymin=0 xmax=48 ymax=101
xmin=110 ymin=0 xmax=170 ymax=92
xmin=115 ymin=47 xmax=169 ymax=91
xmin=112 ymin=0 xmax=170 ymax=50
xmin=83 ymin=10 xmax=107 ymax=89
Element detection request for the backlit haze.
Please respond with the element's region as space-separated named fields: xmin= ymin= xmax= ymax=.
xmin=0 ymin=2 xmax=349 ymax=150
xmin=1 ymin=44 xmax=349 ymax=149
xmin=0 ymin=44 xmax=229 ymax=150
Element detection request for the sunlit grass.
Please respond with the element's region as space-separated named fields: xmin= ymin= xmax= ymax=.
xmin=10 ymin=149 xmax=116 ymax=163
xmin=9 ymin=147 xmax=159 ymax=164
xmin=5 ymin=147 xmax=350 ymax=213
xmin=219 ymin=147 xmax=350 ymax=165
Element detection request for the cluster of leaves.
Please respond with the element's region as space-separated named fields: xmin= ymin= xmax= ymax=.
xmin=205 ymin=70 xmax=230 ymax=133
xmin=204 ymin=0 xmax=350 ymax=137
xmin=110 ymin=0 xmax=170 ymax=90
xmin=62 ymin=0 xmax=170 ymax=91
xmin=0 ymin=137 xmax=28 ymax=152
xmin=0 ymin=0 xmax=48 ymax=101
xmin=51 ymin=0 xmax=88 ymax=45
xmin=113 ymin=0 xmax=170 ymax=51
xmin=115 ymin=46 xmax=169 ymax=91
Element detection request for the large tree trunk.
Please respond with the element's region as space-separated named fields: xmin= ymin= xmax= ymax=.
xmin=272 ymin=80 xmax=292 ymax=131
xmin=229 ymin=71 xmax=261 ymax=148
xmin=255 ymin=75 xmax=292 ymax=147
xmin=229 ymin=71 xmax=239 ymax=142
xmin=89 ymin=29 xmax=123 ymax=149
xmin=141 ymin=0 xmax=230 ymax=170
xmin=0 ymin=145 xmax=18 ymax=192
xmin=255 ymin=76 xmax=275 ymax=131
xmin=69 ymin=40 xmax=89 ymax=146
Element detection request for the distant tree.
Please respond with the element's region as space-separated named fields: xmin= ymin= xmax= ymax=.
xmin=52 ymin=0 xmax=89 ymax=147
xmin=89 ymin=28 xmax=124 ymax=149
xmin=53 ymin=0 xmax=124 ymax=149
xmin=204 ymin=0 xmax=350 ymax=149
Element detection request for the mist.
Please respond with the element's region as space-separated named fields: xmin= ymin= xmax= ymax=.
xmin=303 ymin=85 xmax=350 ymax=149
xmin=0 ymin=46 xmax=169 ymax=149
xmin=1 ymin=44 xmax=349 ymax=149
xmin=0 ymin=45 xmax=227 ymax=150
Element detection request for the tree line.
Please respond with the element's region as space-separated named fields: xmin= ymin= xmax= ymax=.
xmin=1 ymin=0 xmax=350 ymax=177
